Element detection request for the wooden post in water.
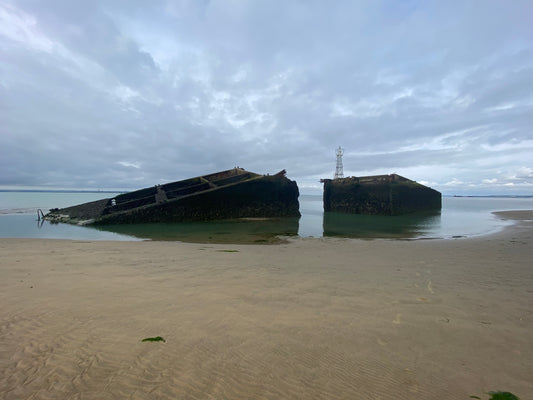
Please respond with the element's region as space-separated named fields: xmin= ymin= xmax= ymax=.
xmin=37 ymin=209 xmax=45 ymax=221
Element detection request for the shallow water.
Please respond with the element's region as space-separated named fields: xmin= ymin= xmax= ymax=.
xmin=1 ymin=191 xmax=532 ymax=242
xmin=300 ymin=195 xmax=533 ymax=239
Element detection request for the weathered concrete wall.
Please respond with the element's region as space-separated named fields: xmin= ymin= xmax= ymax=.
xmin=47 ymin=198 xmax=110 ymax=222
xmin=323 ymin=176 xmax=441 ymax=216
xmin=46 ymin=169 xmax=300 ymax=225
xmin=95 ymin=174 xmax=300 ymax=224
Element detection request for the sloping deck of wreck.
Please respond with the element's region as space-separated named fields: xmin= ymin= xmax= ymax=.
xmin=47 ymin=168 xmax=300 ymax=224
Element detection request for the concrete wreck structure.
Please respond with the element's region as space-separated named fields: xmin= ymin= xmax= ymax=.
xmin=322 ymin=174 xmax=441 ymax=216
xmin=46 ymin=168 xmax=300 ymax=225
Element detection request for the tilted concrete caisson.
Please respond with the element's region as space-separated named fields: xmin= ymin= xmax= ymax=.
xmin=46 ymin=168 xmax=300 ymax=225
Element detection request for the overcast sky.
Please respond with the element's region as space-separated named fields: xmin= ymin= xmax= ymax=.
xmin=1 ymin=0 xmax=532 ymax=195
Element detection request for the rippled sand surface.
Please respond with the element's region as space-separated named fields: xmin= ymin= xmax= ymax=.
xmin=1 ymin=212 xmax=532 ymax=399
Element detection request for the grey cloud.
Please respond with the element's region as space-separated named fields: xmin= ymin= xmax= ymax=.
xmin=1 ymin=0 xmax=532 ymax=194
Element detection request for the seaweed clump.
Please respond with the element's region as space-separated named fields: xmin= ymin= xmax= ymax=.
xmin=470 ymin=391 xmax=520 ymax=400
xmin=141 ymin=336 xmax=166 ymax=343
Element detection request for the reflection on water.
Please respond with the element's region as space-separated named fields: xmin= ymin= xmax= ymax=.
xmin=2 ymin=195 xmax=533 ymax=242
xmin=0 ymin=214 xmax=140 ymax=241
xmin=323 ymin=211 xmax=442 ymax=239
xmin=92 ymin=217 xmax=300 ymax=244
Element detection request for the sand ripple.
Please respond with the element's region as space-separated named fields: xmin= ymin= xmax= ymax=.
xmin=1 ymin=236 xmax=532 ymax=399
xmin=0 ymin=309 xmax=433 ymax=399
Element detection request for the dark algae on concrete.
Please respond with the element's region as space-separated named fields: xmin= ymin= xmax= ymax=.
xmin=46 ymin=168 xmax=300 ymax=225
xmin=322 ymin=174 xmax=441 ymax=216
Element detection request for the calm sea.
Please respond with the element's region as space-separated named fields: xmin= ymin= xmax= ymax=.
xmin=1 ymin=191 xmax=532 ymax=242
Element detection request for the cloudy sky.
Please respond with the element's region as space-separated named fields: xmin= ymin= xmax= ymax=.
xmin=1 ymin=0 xmax=532 ymax=195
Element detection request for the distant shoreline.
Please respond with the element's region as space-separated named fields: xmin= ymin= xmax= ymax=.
xmin=0 ymin=189 xmax=126 ymax=194
xmin=449 ymin=194 xmax=533 ymax=198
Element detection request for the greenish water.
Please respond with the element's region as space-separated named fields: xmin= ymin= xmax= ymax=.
xmin=1 ymin=191 xmax=532 ymax=242
xmin=91 ymin=217 xmax=300 ymax=244
xmin=322 ymin=210 xmax=441 ymax=239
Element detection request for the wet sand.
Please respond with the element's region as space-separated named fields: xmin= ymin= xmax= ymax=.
xmin=1 ymin=211 xmax=532 ymax=399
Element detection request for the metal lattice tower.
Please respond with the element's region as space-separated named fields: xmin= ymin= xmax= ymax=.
xmin=334 ymin=146 xmax=344 ymax=179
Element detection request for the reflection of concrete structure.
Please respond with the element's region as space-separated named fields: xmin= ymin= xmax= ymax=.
xmin=93 ymin=217 xmax=300 ymax=244
xmin=322 ymin=174 xmax=441 ymax=216
xmin=47 ymin=168 xmax=300 ymax=225
xmin=323 ymin=210 xmax=441 ymax=239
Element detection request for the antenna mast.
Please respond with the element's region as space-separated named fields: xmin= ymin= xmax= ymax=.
xmin=334 ymin=146 xmax=344 ymax=179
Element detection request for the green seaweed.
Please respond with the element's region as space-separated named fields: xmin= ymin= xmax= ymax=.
xmin=488 ymin=392 xmax=519 ymax=400
xmin=217 ymin=249 xmax=239 ymax=252
xmin=141 ymin=336 xmax=166 ymax=343
xmin=470 ymin=392 xmax=520 ymax=400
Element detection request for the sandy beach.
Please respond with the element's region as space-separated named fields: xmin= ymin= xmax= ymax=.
xmin=1 ymin=212 xmax=532 ymax=400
